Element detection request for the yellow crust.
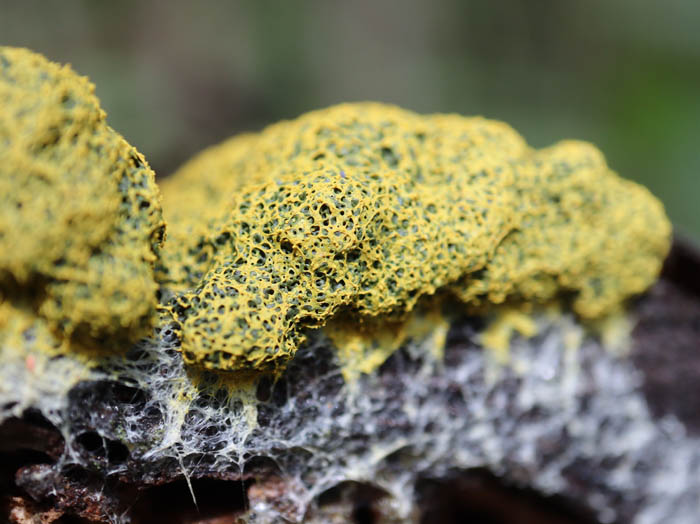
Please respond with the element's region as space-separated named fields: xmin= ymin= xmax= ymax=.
xmin=159 ymin=103 xmax=671 ymax=372
xmin=0 ymin=47 xmax=165 ymax=351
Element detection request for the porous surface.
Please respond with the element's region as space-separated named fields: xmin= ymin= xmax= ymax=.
xmin=0 ymin=46 xmax=165 ymax=349
xmin=159 ymin=103 xmax=670 ymax=372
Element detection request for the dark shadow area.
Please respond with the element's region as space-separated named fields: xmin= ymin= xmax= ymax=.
xmin=0 ymin=411 xmax=63 ymax=494
xmin=0 ymin=412 xmax=66 ymax=523
xmin=56 ymin=518 xmax=102 ymax=524
xmin=129 ymin=477 xmax=250 ymax=524
xmin=75 ymin=431 xmax=130 ymax=464
xmin=632 ymin=237 xmax=700 ymax=435
xmin=661 ymin=236 xmax=700 ymax=298
xmin=416 ymin=469 xmax=600 ymax=524
xmin=316 ymin=481 xmax=390 ymax=524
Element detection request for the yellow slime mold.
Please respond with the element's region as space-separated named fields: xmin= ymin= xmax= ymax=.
xmin=160 ymin=103 xmax=671 ymax=373
xmin=0 ymin=47 xmax=165 ymax=350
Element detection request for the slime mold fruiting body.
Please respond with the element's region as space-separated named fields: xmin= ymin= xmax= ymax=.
xmin=0 ymin=47 xmax=164 ymax=353
xmin=159 ymin=103 xmax=670 ymax=372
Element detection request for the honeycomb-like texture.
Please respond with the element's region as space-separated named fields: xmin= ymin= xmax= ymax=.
xmin=158 ymin=105 xmax=525 ymax=292
xmin=0 ymin=47 xmax=165 ymax=347
xmin=455 ymin=140 xmax=672 ymax=318
xmin=160 ymin=103 xmax=671 ymax=372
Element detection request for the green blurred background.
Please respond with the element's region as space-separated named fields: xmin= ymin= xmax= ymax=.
xmin=2 ymin=0 xmax=698 ymax=240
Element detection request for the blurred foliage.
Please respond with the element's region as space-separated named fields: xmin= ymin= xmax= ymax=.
xmin=1 ymin=0 xmax=698 ymax=239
